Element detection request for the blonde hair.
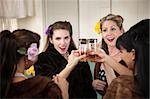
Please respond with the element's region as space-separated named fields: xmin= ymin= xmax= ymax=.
xmin=100 ymin=14 xmax=124 ymax=31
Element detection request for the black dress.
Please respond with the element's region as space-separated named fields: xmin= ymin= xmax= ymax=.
xmin=34 ymin=44 xmax=97 ymax=99
xmin=94 ymin=60 xmax=127 ymax=96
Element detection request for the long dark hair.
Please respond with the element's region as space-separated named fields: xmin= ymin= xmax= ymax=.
xmin=44 ymin=21 xmax=76 ymax=53
xmin=116 ymin=19 xmax=149 ymax=98
xmin=0 ymin=29 xmax=40 ymax=98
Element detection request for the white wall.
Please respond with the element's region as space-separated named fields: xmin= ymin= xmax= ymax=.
xmin=17 ymin=0 xmax=150 ymax=51
xmin=149 ymin=0 xmax=150 ymax=17
xmin=18 ymin=0 xmax=45 ymax=52
xmin=44 ymin=0 xmax=79 ymax=47
xmin=112 ymin=0 xmax=149 ymax=31
xmin=79 ymin=0 xmax=110 ymax=42
xmin=79 ymin=0 xmax=150 ymax=43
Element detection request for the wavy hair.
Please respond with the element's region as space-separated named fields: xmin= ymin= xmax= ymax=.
xmin=100 ymin=14 xmax=124 ymax=54
xmin=44 ymin=21 xmax=76 ymax=53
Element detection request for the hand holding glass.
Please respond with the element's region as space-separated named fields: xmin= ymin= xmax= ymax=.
xmin=79 ymin=39 xmax=98 ymax=62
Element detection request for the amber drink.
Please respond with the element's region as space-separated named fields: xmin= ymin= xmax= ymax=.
xmin=87 ymin=39 xmax=97 ymax=61
xmin=79 ymin=39 xmax=88 ymax=61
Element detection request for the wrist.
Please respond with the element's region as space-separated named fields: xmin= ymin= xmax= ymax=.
xmin=62 ymin=91 xmax=69 ymax=99
xmin=66 ymin=62 xmax=76 ymax=69
xmin=103 ymin=54 xmax=109 ymax=63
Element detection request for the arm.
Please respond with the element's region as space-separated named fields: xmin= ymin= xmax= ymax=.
xmin=93 ymin=62 xmax=107 ymax=94
xmin=35 ymin=50 xmax=86 ymax=79
xmin=103 ymin=55 xmax=133 ymax=76
xmin=58 ymin=63 xmax=75 ymax=79
xmin=58 ymin=50 xmax=86 ymax=79
xmin=102 ymin=63 xmax=116 ymax=85
xmin=53 ymin=75 xmax=69 ymax=99
xmin=92 ymin=79 xmax=106 ymax=91
xmin=90 ymin=49 xmax=133 ymax=76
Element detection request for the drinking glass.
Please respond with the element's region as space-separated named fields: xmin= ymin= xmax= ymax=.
xmin=87 ymin=38 xmax=97 ymax=61
xmin=79 ymin=39 xmax=88 ymax=61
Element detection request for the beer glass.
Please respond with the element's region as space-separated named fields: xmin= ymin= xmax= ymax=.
xmin=87 ymin=39 xmax=97 ymax=61
xmin=79 ymin=39 xmax=88 ymax=61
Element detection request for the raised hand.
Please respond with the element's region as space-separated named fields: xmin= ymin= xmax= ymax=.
xmin=67 ymin=50 xmax=86 ymax=67
xmin=92 ymin=79 xmax=107 ymax=91
xmin=58 ymin=50 xmax=86 ymax=79
xmin=53 ymin=75 xmax=69 ymax=99
xmin=88 ymin=48 xmax=107 ymax=63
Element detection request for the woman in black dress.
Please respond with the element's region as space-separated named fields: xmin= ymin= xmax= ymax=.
xmin=35 ymin=21 xmax=97 ymax=99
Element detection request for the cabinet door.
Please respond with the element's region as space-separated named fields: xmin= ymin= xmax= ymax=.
xmin=44 ymin=0 xmax=79 ymax=46
xmin=112 ymin=0 xmax=149 ymax=30
xmin=79 ymin=0 xmax=110 ymax=40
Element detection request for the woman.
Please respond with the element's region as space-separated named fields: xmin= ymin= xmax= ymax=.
xmin=0 ymin=29 xmax=83 ymax=98
xmin=103 ymin=19 xmax=149 ymax=98
xmin=34 ymin=21 xmax=97 ymax=98
xmin=92 ymin=14 xmax=133 ymax=95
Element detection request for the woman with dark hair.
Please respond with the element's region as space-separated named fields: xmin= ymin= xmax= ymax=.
xmin=105 ymin=19 xmax=149 ymax=98
xmin=0 ymin=29 xmax=83 ymax=98
xmin=91 ymin=19 xmax=149 ymax=98
xmin=34 ymin=21 xmax=97 ymax=98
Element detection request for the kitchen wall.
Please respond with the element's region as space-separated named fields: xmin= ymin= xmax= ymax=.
xmin=18 ymin=0 xmax=150 ymax=51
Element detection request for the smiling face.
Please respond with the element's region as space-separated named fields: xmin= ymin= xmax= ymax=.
xmin=101 ymin=20 xmax=123 ymax=47
xmin=50 ymin=29 xmax=71 ymax=55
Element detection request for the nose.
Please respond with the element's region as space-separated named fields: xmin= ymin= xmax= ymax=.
xmin=60 ymin=39 xmax=65 ymax=45
xmin=108 ymin=29 xmax=113 ymax=34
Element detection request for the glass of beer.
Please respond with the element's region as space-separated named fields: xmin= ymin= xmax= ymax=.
xmin=79 ymin=38 xmax=88 ymax=61
xmin=87 ymin=38 xmax=97 ymax=61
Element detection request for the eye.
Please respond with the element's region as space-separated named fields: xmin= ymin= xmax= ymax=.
xmin=102 ymin=29 xmax=107 ymax=32
xmin=65 ymin=36 xmax=69 ymax=39
xmin=111 ymin=28 xmax=116 ymax=31
xmin=55 ymin=37 xmax=61 ymax=40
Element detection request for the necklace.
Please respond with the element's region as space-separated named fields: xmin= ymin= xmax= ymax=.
xmin=15 ymin=73 xmax=28 ymax=79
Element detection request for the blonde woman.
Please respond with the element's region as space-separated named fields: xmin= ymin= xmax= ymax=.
xmin=92 ymin=14 xmax=133 ymax=96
